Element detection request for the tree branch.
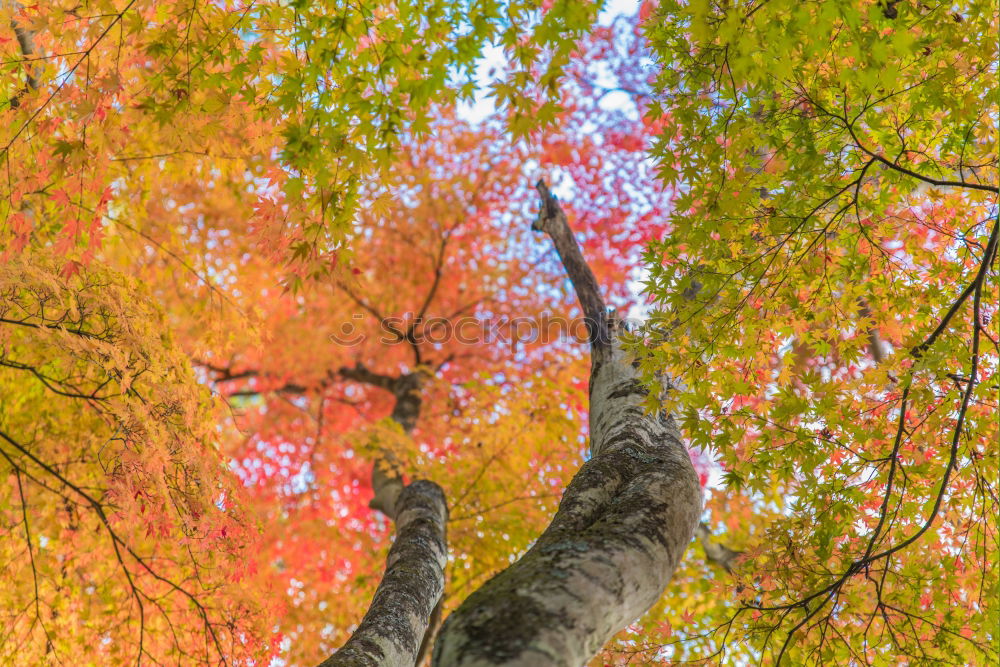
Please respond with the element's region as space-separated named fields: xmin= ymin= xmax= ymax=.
xmin=6 ymin=0 xmax=41 ymax=107
xmin=433 ymin=180 xmax=702 ymax=666
xmin=695 ymin=523 xmax=742 ymax=573
xmin=339 ymin=362 xmax=398 ymax=393
xmin=319 ymin=481 xmax=447 ymax=667
xmin=316 ymin=363 xmax=447 ymax=667
xmin=532 ymin=180 xmax=612 ymax=356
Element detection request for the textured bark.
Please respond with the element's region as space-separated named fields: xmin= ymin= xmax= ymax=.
xmin=532 ymin=180 xmax=611 ymax=355
xmin=320 ymin=366 xmax=446 ymax=667
xmin=319 ymin=481 xmax=448 ymax=667
xmin=431 ymin=183 xmax=703 ymax=666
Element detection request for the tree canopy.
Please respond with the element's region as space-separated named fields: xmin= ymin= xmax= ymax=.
xmin=0 ymin=0 xmax=996 ymax=665
xmin=642 ymin=0 xmax=997 ymax=662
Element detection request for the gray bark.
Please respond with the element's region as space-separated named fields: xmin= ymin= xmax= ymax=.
xmin=431 ymin=182 xmax=703 ymax=666
xmin=320 ymin=480 xmax=447 ymax=667
xmin=319 ymin=366 xmax=447 ymax=667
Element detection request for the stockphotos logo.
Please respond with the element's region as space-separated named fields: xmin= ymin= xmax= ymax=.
xmin=328 ymin=314 xmax=643 ymax=350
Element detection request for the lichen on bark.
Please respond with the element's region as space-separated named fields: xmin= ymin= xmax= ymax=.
xmin=431 ymin=183 xmax=703 ymax=666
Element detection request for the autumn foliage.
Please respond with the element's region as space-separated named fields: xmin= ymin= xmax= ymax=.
xmin=1 ymin=0 xmax=997 ymax=665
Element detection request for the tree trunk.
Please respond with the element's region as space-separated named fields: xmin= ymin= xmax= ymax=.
xmin=319 ymin=368 xmax=448 ymax=667
xmin=318 ymin=182 xmax=703 ymax=666
xmin=430 ymin=182 xmax=703 ymax=666
xmin=319 ymin=480 xmax=447 ymax=667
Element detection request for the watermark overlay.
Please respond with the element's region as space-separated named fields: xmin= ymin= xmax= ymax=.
xmin=329 ymin=314 xmax=645 ymax=351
